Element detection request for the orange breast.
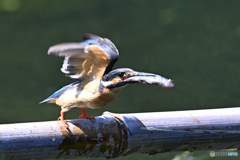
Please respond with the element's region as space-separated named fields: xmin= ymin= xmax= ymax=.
xmin=89 ymin=87 xmax=122 ymax=108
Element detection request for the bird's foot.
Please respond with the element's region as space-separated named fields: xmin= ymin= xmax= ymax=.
xmin=79 ymin=108 xmax=95 ymax=120
xmin=79 ymin=114 xmax=95 ymax=120
xmin=58 ymin=116 xmax=69 ymax=129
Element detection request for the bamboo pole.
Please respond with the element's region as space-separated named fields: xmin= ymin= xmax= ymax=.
xmin=1 ymin=107 xmax=240 ymax=160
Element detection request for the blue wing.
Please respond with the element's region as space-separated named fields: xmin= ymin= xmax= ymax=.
xmin=82 ymin=34 xmax=119 ymax=74
xmin=40 ymin=81 xmax=80 ymax=104
xmin=47 ymin=34 xmax=119 ymax=79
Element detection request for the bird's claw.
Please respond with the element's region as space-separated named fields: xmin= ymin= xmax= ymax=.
xmin=79 ymin=115 xmax=95 ymax=121
xmin=58 ymin=116 xmax=69 ymax=129
xmin=62 ymin=124 xmax=69 ymax=129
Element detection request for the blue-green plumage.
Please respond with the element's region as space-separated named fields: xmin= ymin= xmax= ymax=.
xmin=40 ymin=81 xmax=80 ymax=104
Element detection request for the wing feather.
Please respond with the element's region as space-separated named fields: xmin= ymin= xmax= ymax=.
xmin=47 ymin=34 xmax=118 ymax=81
xmin=48 ymin=43 xmax=87 ymax=57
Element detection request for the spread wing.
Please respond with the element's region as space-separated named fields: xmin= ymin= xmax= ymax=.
xmin=48 ymin=34 xmax=119 ymax=81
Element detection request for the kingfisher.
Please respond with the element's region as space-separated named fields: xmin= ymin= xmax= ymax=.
xmin=40 ymin=34 xmax=174 ymax=129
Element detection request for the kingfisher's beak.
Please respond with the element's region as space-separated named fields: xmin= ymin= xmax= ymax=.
xmin=122 ymin=71 xmax=174 ymax=88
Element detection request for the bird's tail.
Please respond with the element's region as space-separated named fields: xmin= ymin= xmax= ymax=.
xmin=39 ymin=97 xmax=56 ymax=104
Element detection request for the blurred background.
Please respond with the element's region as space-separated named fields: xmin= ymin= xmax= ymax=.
xmin=0 ymin=0 xmax=240 ymax=160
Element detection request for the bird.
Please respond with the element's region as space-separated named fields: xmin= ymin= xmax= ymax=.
xmin=40 ymin=34 xmax=174 ymax=129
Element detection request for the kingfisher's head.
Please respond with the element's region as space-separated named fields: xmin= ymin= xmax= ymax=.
xmin=101 ymin=68 xmax=174 ymax=90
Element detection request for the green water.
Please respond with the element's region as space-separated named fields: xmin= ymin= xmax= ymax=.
xmin=0 ymin=1 xmax=240 ymax=160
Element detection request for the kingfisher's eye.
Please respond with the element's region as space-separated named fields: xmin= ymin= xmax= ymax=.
xmin=118 ymin=72 xmax=125 ymax=77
